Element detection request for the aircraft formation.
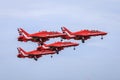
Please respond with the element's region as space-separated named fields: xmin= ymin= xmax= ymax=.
xmin=17 ymin=26 xmax=107 ymax=61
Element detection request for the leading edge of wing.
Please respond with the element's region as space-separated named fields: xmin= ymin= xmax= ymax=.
xmin=28 ymin=50 xmax=56 ymax=55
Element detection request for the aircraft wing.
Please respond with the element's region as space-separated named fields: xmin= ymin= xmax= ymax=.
xmin=47 ymin=42 xmax=79 ymax=48
xmin=47 ymin=42 xmax=64 ymax=48
xmin=75 ymin=34 xmax=90 ymax=36
xmin=30 ymin=33 xmax=47 ymax=38
xmin=28 ymin=50 xmax=56 ymax=55
xmin=74 ymin=30 xmax=106 ymax=37
xmin=48 ymin=45 xmax=63 ymax=48
xmin=30 ymin=32 xmax=65 ymax=38
xmin=75 ymin=33 xmax=104 ymax=37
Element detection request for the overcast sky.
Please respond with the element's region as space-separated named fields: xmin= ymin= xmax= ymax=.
xmin=0 ymin=0 xmax=120 ymax=80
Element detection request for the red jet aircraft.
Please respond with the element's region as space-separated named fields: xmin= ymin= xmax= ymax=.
xmin=17 ymin=47 xmax=56 ymax=61
xmin=61 ymin=27 xmax=107 ymax=43
xmin=17 ymin=28 xmax=65 ymax=45
xmin=37 ymin=41 xmax=79 ymax=54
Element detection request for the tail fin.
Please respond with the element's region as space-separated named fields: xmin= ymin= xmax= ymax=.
xmin=17 ymin=47 xmax=28 ymax=56
xmin=17 ymin=28 xmax=30 ymax=39
xmin=61 ymin=27 xmax=73 ymax=37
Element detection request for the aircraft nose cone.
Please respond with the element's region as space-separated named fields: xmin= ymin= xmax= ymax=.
xmin=98 ymin=31 xmax=107 ymax=35
xmin=102 ymin=32 xmax=107 ymax=35
xmin=73 ymin=42 xmax=79 ymax=46
xmin=76 ymin=43 xmax=79 ymax=46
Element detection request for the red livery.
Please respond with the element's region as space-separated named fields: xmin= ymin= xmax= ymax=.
xmin=37 ymin=41 xmax=79 ymax=54
xmin=17 ymin=41 xmax=79 ymax=61
xmin=17 ymin=27 xmax=107 ymax=61
xmin=61 ymin=27 xmax=107 ymax=43
xmin=17 ymin=47 xmax=56 ymax=61
xmin=17 ymin=28 xmax=65 ymax=45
